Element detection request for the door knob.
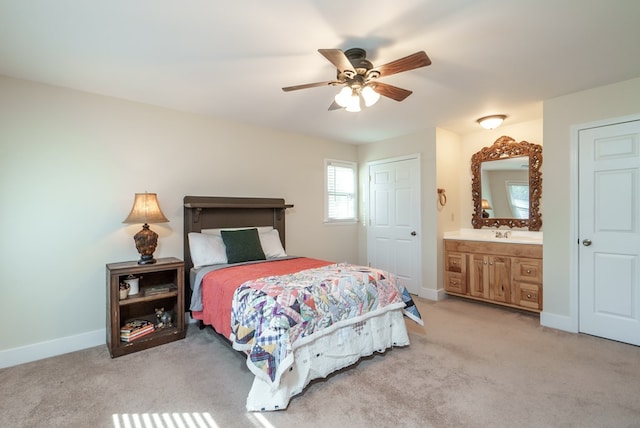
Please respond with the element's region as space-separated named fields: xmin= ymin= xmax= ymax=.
xmin=582 ymin=239 xmax=592 ymax=246
xmin=411 ymin=231 xmax=417 ymax=236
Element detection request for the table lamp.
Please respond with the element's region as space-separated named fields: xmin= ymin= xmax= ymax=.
xmin=481 ymin=199 xmax=492 ymax=218
xmin=123 ymin=193 xmax=169 ymax=264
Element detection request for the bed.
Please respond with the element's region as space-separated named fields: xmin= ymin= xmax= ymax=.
xmin=183 ymin=196 xmax=422 ymax=411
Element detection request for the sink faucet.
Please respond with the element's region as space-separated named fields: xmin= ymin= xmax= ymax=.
xmin=494 ymin=230 xmax=503 ymax=238
xmin=504 ymin=231 xmax=511 ymax=238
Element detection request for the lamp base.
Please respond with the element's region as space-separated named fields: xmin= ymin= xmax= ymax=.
xmin=137 ymin=255 xmax=157 ymax=265
xmin=133 ymin=224 xmax=159 ymax=265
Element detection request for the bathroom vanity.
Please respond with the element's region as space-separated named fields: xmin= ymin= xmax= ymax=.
xmin=444 ymin=231 xmax=542 ymax=312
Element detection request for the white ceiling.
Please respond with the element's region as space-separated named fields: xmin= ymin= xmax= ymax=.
xmin=1 ymin=1 xmax=640 ymax=144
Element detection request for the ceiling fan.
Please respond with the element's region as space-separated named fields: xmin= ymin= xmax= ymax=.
xmin=282 ymin=48 xmax=431 ymax=112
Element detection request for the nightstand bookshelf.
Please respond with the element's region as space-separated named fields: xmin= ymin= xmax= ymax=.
xmin=106 ymin=257 xmax=186 ymax=357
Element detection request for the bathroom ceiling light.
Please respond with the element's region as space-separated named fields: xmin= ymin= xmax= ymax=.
xmin=477 ymin=115 xmax=507 ymax=130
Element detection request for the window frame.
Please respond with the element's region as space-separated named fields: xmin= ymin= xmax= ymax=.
xmin=324 ymin=159 xmax=358 ymax=223
xmin=505 ymin=180 xmax=529 ymax=219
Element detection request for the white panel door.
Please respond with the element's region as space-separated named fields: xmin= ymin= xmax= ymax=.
xmin=368 ymin=157 xmax=421 ymax=294
xmin=579 ymin=120 xmax=640 ymax=345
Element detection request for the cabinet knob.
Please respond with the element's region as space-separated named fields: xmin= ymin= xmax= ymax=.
xmin=526 ymin=269 xmax=531 ymax=274
xmin=527 ymin=293 xmax=532 ymax=298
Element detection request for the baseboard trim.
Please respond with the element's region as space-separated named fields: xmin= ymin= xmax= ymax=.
xmin=2 ymin=313 xmax=196 ymax=369
xmin=420 ymin=287 xmax=446 ymax=301
xmin=0 ymin=329 xmax=106 ymax=369
xmin=540 ymin=311 xmax=578 ymax=333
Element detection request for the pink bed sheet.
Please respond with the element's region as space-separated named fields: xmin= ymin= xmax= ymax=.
xmin=191 ymin=257 xmax=333 ymax=339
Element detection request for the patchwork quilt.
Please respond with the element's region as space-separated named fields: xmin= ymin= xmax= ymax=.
xmin=230 ymin=263 xmax=422 ymax=386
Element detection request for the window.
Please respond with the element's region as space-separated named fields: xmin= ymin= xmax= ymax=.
xmin=325 ymin=159 xmax=357 ymax=222
xmin=506 ymin=181 xmax=529 ymax=219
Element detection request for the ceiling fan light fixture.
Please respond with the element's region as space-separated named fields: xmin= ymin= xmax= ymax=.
xmin=345 ymin=93 xmax=361 ymax=112
xmin=477 ymin=115 xmax=507 ymax=130
xmin=283 ymin=48 xmax=432 ymax=111
xmin=334 ymin=86 xmax=352 ymax=108
xmin=361 ymin=85 xmax=381 ymax=107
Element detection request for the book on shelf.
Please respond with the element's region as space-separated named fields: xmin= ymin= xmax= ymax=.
xmin=121 ymin=326 xmax=155 ymax=342
xmin=121 ymin=323 xmax=154 ymax=337
xmin=143 ymin=284 xmax=175 ymax=296
xmin=120 ymin=319 xmax=153 ymax=333
xmin=120 ymin=319 xmax=155 ymax=342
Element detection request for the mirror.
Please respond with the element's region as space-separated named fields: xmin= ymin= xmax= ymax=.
xmin=471 ymin=136 xmax=542 ymax=230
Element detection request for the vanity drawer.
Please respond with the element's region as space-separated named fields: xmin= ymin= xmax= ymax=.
xmin=445 ymin=252 xmax=465 ymax=273
xmin=514 ymin=282 xmax=541 ymax=310
xmin=512 ymin=258 xmax=542 ymax=283
xmin=445 ymin=272 xmax=466 ymax=294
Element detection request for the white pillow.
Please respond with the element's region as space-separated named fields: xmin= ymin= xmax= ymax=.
xmin=259 ymin=229 xmax=287 ymax=259
xmin=188 ymin=232 xmax=228 ymax=268
xmin=202 ymin=226 xmax=274 ymax=236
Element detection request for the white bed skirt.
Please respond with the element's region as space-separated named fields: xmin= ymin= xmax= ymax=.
xmin=245 ymin=308 xmax=410 ymax=411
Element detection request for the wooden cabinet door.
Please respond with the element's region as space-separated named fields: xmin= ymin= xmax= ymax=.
xmin=469 ymin=254 xmax=489 ymax=298
xmin=489 ymin=256 xmax=511 ymax=303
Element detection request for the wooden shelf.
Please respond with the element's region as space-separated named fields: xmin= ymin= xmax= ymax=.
xmin=184 ymin=202 xmax=294 ymax=209
xmin=106 ymin=258 xmax=185 ymax=358
xmin=119 ymin=285 xmax=178 ymax=306
xmin=183 ymin=195 xmax=293 ymax=210
xmin=112 ymin=326 xmax=184 ymax=358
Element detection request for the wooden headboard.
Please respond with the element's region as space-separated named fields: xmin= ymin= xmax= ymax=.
xmin=183 ymin=196 xmax=293 ymax=304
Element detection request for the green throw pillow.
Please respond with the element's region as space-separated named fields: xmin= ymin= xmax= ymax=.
xmin=221 ymin=228 xmax=266 ymax=264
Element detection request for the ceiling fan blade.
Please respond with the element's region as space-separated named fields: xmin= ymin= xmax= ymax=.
xmin=318 ymin=49 xmax=356 ymax=75
xmin=374 ymin=82 xmax=413 ymax=102
xmin=376 ymin=51 xmax=431 ymax=78
xmin=282 ymin=81 xmax=338 ymax=92
xmin=328 ymin=100 xmax=343 ymax=111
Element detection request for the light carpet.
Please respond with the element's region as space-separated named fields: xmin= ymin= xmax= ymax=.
xmin=2 ymin=297 xmax=639 ymax=427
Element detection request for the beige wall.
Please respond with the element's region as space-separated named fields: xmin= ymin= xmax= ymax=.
xmin=542 ymin=76 xmax=640 ymax=332
xmin=0 ymin=76 xmax=358 ymax=359
xmin=435 ymin=128 xmax=463 ymax=294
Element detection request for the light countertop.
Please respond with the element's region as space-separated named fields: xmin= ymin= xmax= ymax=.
xmin=443 ymin=228 xmax=543 ymax=245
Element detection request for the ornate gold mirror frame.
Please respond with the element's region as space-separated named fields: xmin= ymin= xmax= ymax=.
xmin=471 ymin=136 xmax=543 ymax=231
